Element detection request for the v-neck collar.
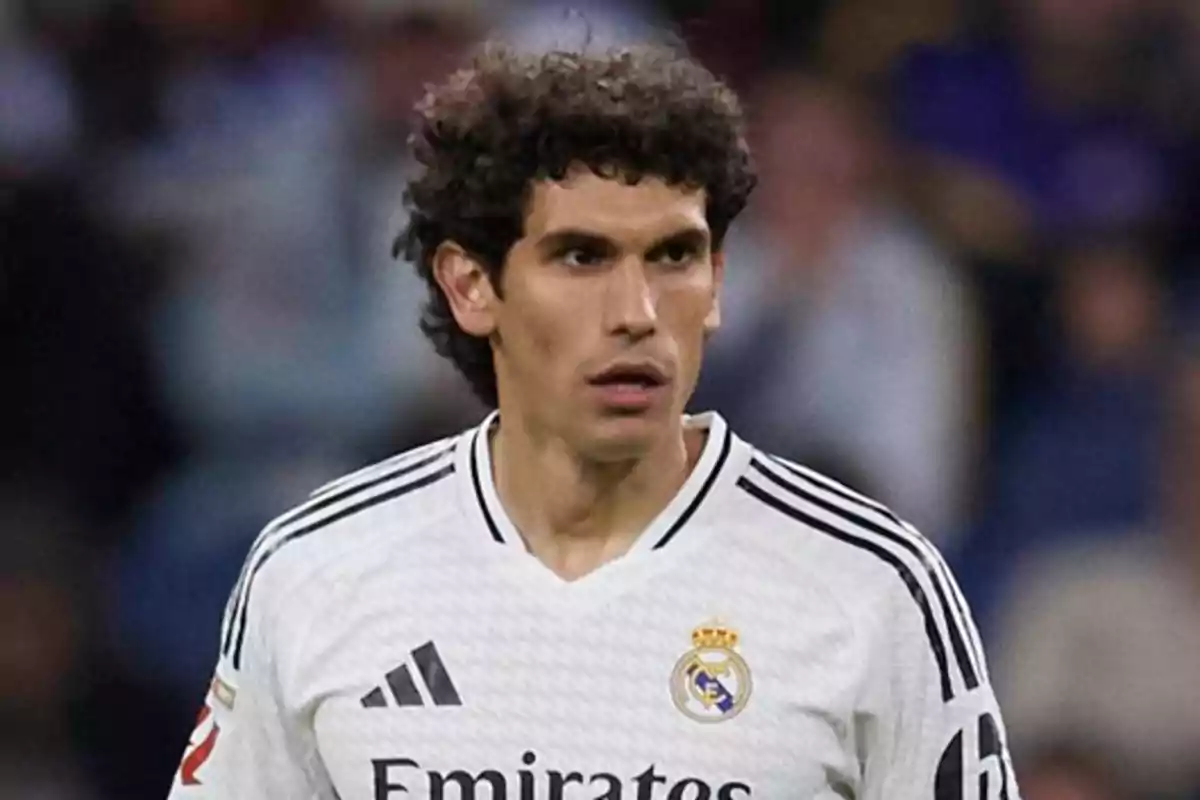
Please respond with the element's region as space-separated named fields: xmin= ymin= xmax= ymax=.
xmin=456 ymin=410 xmax=738 ymax=563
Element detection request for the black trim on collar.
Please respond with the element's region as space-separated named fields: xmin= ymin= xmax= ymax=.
xmin=470 ymin=427 xmax=506 ymax=544
xmin=652 ymin=424 xmax=733 ymax=549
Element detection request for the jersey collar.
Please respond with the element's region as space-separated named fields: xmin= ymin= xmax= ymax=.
xmin=459 ymin=410 xmax=737 ymax=555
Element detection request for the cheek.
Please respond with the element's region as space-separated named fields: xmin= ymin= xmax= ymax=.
xmin=502 ymin=277 xmax=589 ymax=371
xmin=660 ymin=279 xmax=717 ymax=359
xmin=672 ymin=269 xmax=718 ymax=323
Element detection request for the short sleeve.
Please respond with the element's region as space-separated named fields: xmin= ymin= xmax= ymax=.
xmin=167 ymin=553 xmax=330 ymax=798
xmin=861 ymin=539 xmax=1021 ymax=799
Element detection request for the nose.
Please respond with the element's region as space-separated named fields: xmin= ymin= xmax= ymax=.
xmin=603 ymin=257 xmax=657 ymax=340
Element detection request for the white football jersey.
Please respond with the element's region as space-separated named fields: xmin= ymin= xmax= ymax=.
xmin=168 ymin=411 xmax=1018 ymax=800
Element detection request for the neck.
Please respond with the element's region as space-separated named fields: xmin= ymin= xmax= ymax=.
xmin=490 ymin=412 xmax=701 ymax=580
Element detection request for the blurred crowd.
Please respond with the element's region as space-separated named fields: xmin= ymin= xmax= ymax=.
xmin=2 ymin=0 xmax=1199 ymax=797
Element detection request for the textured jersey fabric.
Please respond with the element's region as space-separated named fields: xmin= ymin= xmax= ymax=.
xmin=168 ymin=412 xmax=1018 ymax=799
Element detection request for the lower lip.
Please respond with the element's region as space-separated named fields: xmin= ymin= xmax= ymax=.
xmin=589 ymin=382 xmax=665 ymax=410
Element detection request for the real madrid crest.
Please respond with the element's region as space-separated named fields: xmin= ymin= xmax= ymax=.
xmin=670 ymin=622 xmax=752 ymax=723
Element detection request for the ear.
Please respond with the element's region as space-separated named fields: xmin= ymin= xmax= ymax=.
xmin=432 ymin=242 xmax=500 ymax=338
xmin=703 ymin=249 xmax=724 ymax=335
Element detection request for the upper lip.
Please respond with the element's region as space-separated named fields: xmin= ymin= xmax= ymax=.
xmin=587 ymin=360 xmax=670 ymax=386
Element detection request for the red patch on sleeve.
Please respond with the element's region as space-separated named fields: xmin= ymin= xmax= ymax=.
xmin=179 ymin=703 xmax=221 ymax=786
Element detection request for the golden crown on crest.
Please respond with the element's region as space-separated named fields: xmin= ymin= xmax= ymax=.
xmin=691 ymin=624 xmax=738 ymax=650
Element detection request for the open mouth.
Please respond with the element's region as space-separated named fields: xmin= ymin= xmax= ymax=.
xmin=587 ymin=363 xmax=669 ymax=389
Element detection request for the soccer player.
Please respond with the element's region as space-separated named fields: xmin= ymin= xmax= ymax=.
xmin=169 ymin=43 xmax=1019 ymax=799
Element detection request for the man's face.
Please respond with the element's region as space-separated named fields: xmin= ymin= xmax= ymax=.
xmin=487 ymin=168 xmax=722 ymax=460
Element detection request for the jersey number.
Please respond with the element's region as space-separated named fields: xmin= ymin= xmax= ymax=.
xmin=934 ymin=712 xmax=1010 ymax=800
xmin=180 ymin=703 xmax=221 ymax=786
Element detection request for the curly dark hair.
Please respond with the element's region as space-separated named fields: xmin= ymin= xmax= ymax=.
xmin=394 ymin=42 xmax=757 ymax=408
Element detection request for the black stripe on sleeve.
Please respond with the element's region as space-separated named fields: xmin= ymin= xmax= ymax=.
xmin=919 ymin=527 xmax=987 ymax=682
xmin=751 ymin=458 xmax=979 ymax=693
xmin=775 ymin=452 xmax=987 ymax=679
xmin=230 ymin=462 xmax=455 ymax=669
xmin=738 ymin=474 xmax=955 ymax=702
xmin=217 ymin=584 xmax=240 ymax=663
xmin=769 ymin=454 xmax=898 ymax=519
xmin=261 ymin=445 xmax=455 ymax=553
xmin=221 ymin=445 xmax=455 ymax=655
xmin=770 ymin=454 xmax=986 ymax=673
xmin=311 ymin=437 xmax=454 ymax=500
xmin=912 ymin=520 xmax=988 ymax=681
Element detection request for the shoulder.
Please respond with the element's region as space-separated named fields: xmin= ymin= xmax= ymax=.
xmin=217 ymin=433 xmax=464 ymax=672
xmin=731 ymin=448 xmax=984 ymax=701
xmin=258 ymin=432 xmax=460 ymax=572
xmin=306 ymin=434 xmax=459 ymax=500
xmin=733 ymin=448 xmax=933 ymax=586
xmin=732 ymin=448 xmax=948 ymax=616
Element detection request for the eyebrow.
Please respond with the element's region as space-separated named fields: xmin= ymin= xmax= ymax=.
xmin=645 ymin=227 xmax=711 ymax=254
xmin=535 ymin=226 xmax=712 ymax=257
xmin=535 ymin=229 xmax=618 ymax=259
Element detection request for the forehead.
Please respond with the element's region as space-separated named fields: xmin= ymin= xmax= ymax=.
xmin=523 ymin=168 xmax=709 ymax=242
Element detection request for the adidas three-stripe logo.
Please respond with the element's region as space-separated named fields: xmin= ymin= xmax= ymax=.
xmin=362 ymin=642 xmax=462 ymax=709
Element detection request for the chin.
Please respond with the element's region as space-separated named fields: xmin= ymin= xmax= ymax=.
xmin=578 ymin=412 xmax=675 ymax=463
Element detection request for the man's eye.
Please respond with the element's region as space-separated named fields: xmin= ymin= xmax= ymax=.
xmin=560 ymin=248 xmax=605 ymax=268
xmin=654 ymin=243 xmax=697 ymax=267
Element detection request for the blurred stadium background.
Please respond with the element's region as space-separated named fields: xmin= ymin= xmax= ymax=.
xmin=2 ymin=0 xmax=1199 ymax=797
